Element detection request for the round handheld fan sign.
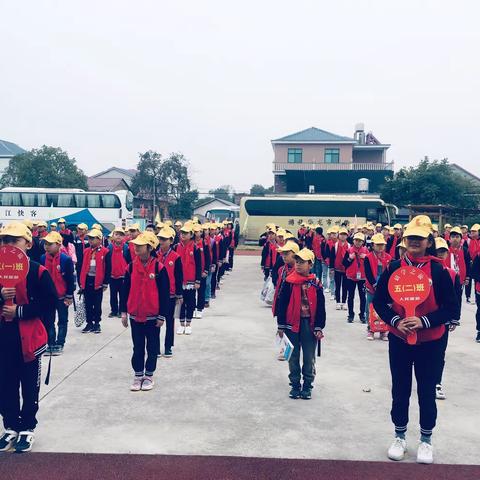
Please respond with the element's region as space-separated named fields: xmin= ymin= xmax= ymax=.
xmin=0 ymin=246 xmax=30 ymax=322
xmin=388 ymin=266 xmax=431 ymax=345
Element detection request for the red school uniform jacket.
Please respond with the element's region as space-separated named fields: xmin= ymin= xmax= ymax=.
xmin=0 ymin=261 xmax=57 ymax=362
xmin=312 ymin=234 xmax=324 ymax=261
xmin=330 ymin=241 xmax=348 ymax=272
xmin=110 ymin=243 xmax=128 ymax=280
xmin=364 ymin=251 xmax=392 ymax=294
xmin=157 ymin=248 xmax=183 ymax=297
xmin=80 ymin=246 xmax=111 ymax=290
xmin=174 ymin=240 xmax=202 ymax=286
xmin=446 ymin=245 xmax=470 ymax=284
xmin=343 ymin=245 xmax=369 ymax=281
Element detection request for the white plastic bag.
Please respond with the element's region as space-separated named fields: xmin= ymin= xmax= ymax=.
xmin=264 ymin=278 xmax=275 ymax=306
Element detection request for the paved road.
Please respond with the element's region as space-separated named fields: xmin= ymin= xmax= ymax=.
xmin=32 ymin=256 xmax=479 ymax=464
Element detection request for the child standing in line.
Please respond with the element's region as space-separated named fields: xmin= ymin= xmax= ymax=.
xmin=109 ymin=227 xmax=127 ymax=318
xmin=364 ymin=233 xmax=392 ymax=340
xmin=434 ymin=237 xmax=462 ymax=400
xmin=0 ymin=222 xmax=57 ymax=453
xmin=276 ymin=248 xmax=326 ymax=400
xmin=174 ymin=224 xmax=201 ymax=335
xmin=343 ymin=232 xmax=368 ymax=323
xmin=157 ymin=227 xmax=183 ymax=357
xmin=120 ymin=232 xmax=170 ymax=391
xmin=261 ymin=228 xmax=277 ymax=281
xmin=40 ymin=231 xmax=75 ymax=355
xmin=79 ymin=229 xmax=111 ymax=334
xmin=329 ymin=227 xmax=349 ymax=311
xmin=193 ymin=224 xmax=210 ymax=319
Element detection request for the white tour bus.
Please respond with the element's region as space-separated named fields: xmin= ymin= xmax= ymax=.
xmin=0 ymin=187 xmax=134 ymax=232
xmin=239 ymin=194 xmax=398 ymax=242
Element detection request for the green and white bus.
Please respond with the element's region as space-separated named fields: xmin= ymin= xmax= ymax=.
xmin=239 ymin=194 xmax=397 ymax=242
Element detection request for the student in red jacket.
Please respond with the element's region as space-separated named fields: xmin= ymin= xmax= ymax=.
xmin=311 ymin=226 xmax=324 ymax=280
xmin=329 ymin=227 xmax=349 ymax=310
xmin=157 ymin=227 xmax=183 ymax=357
xmin=193 ymin=224 xmax=210 ymax=319
xmin=120 ymin=232 xmax=170 ymax=392
xmin=0 ymin=222 xmax=57 ymax=453
xmin=123 ymin=223 xmax=141 ymax=264
xmin=174 ymin=224 xmax=201 ymax=335
xmin=343 ymin=232 xmax=368 ymax=323
xmin=434 ymin=237 xmax=462 ymax=401
xmin=373 ymin=216 xmax=458 ymax=464
xmin=108 ymin=227 xmax=127 ymax=318
xmin=79 ymin=229 xmax=111 ymax=334
xmin=40 ymin=231 xmax=75 ymax=355
xmin=386 ymin=224 xmax=403 ymax=259
xmin=261 ymin=229 xmax=277 ymax=280
xmin=364 ymin=233 xmax=392 ymax=340
xmin=276 ymin=248 xmax=326 ymax=400
xmin=465 ymin=224 xmax=480 ymax=303
xmin=445 ymin=226 xmax=470 ymax=298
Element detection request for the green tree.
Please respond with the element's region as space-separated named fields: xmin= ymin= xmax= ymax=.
xmin=131 ymin=151 xmax=197 ymax=218
xmin=250 ymin=184 xmax=274 ymax=196
xmin=0 ymin=146 xmax=88 ymax=189
xmin=380 ymin=158 xmax=477 ymax=209
xmin=209 ymin=185 xmax=234 ymax=202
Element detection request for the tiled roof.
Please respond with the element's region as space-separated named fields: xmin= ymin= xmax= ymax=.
xmin=272 ymin=127 xmax=355 ymax=143
xmin=0 ymin=139 xmax=26 ymax=157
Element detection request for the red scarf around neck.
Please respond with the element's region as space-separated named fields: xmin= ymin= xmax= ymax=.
xmin=285 ymin=271 xmax=318 ymax=333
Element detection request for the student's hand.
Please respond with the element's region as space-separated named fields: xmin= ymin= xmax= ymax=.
xmin=315 ymin=330 xmax=324 ymax=340
xmin=449 ymin=324 xmax=457 ymax=332
xmin=202 ymin=272 xmax=208 ymax=278
xmin=359 ymin=253 xmax=366 ymax=259
xmin=1 ymin=287 xmax=16 ymax=301
xmin=121 ymin=313 xmax=128 ymax=328
xmin=194 ymin=283 xmax=200 ymax=290
xmin=464 ymin=278 xmax=470 ymax=286
xmin=329 ymin=270 xmax=334 ymax=278
xmin=103 ymin=285 xmax=108 ymax=292
xmin=156 ymin=319 xmax=164 ymax=328
xmin=218 ymin=261 xmax=222 ymax=267
xmin=2 ymin=304 xmax=17 ymax=320
xmin=277 ymin=329 xmax=284 ymax=338
xmin=176 ymin=297 xmax=184 ymax=305
xmin=349 ymin=253 xmax=355 ymax=260
xmin=64 ymin=298 xmax=73 ymax=307
xmin=211 ymin=265 xmax=216 ymax=273
xmin=403 ymin=316 xmax=423 ymax=330
xmin=395 ymin=320 xmax=411 ymax=335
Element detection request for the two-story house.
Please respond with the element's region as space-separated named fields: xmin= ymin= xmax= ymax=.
xmin=272 ymin=124 xmax=393 ymax=194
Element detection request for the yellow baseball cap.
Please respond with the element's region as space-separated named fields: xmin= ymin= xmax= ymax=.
xmin=50 ymin=222 xmax=57 ymax=227
xmin=131 ymin=231 xmax=159 ymax=249
xmin=444 ymin=223 xmax=452 ymax=229
xmin=376 ymin=223 xmax=382 ymax=228
xmin=202 ymin=223 xmax=211 ymax=230
xmin=157 ymin=227 xmax=175 ymax=239
xmin=432 ymin=224 xmax=439 ymax=232
xmin=393 ymin=223 xmax=402 ymax=230
xmin=37 ymin=221 xmax=48 ymax=228
xmin=44 ymin=231 xmax=63 ymax=244
xmin=92 ymin=223 xmax=103 ymax=231
xmin=277 ymin=241 xmax=300 ymax=254
xmin=353 ymin=232 xmax=365 ymax=241
xmin=399 ymin=239 xmax=407 ymax=249
xmin=127 ymin=223 xmax=140 ymax=232
xmin=450 ymin=226 xmax=462 ymax=235
xmin=404 ymin=215 xmax=432 ymax=238
xmin=331 ymin=226 xmax=340 ymax=233
xmin=295 ymin=248 xmax=315 ymax=263
xmin=284 ymin=231 xmax=295 ymax=240
xmin=192 ymin=224 xmax=202 ymax=233
xmin=58 ymin=218 xmax=66 ymax=224
xmin=471 ymin=224 xmax=480 ymax=231
xmin=371 ymin=233 xmax=386 ymax=245
xmin=87 ymin=229 xmax=103 ymax=239
xmin=435 ymin=237 xmax=449 ymax=250
xmin=276 ymin=228 xmax=287 ymax=237
xmin=77 ymin=223 xmax=88 ymax=230
xmin=164 ymin=220 xmax=173 ymax=227
xmin=23 ymin=219 xmax=34 ymax=230
xmin=0 ymin=222 xmax=33 ymax=242
xmin=174 ymin=221 xmax=183 ymax=227
xmin=338 ymin=227 xmax=348 ymax=235
xmin=180 ymin=224 xmax=193 ymax=233
xmin=265 ymin=223 xmax=276 ymax=230
xmin=112 ymin=227 xmax=125 ymax=234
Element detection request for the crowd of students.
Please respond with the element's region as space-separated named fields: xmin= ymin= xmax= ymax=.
xmin=263 ymin=216 xmax=478 ymax=464
xmin=0 ymin=217 xmax=238 ymax=453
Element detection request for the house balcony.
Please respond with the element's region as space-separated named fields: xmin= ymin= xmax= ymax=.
xmin=273 ymin=161 xmax=394 ymax=174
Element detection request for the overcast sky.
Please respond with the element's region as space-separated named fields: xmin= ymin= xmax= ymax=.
xmin=1 ymin=0 xmax=479 ymax=193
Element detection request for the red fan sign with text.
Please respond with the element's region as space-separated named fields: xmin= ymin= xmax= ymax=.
xmin=0 ymin=246 xmax=30 ymax=322
xmin=388 ymin=265 xmax=431 ymax=345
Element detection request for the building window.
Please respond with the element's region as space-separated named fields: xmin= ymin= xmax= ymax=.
xmin=288 ymin=148 xmax=303 ymax=163
xmin=325 ymin=148 xmax=340 ymax=163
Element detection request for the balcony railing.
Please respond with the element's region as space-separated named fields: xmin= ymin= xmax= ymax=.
xmin=273 ymin=161 xmax=394 ymax=173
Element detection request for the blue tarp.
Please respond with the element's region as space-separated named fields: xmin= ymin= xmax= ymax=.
xmin=48 ymin=209 xmax=111 ymax=234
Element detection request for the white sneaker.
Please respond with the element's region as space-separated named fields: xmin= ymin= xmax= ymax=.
xmin=417 ymin=441 xmax=433 ymax=464
xmin=193 ymin=310 xmax=198 ymax=319
xmin=130 ymin=376 xmax=143 ymax=392
xmin=336 ymin=303 xmax=341 ymax=310
xmin=330 ymin=295 xmax=335 ymax=301
xmin=185 ymin=325 xmax=192 ymax=335
xmin=325 ymin=288 xmax=330 ymax=293
xmin=388 ymin=437 xmax=407 ymax=461
xmin=141 ymin=376 xmax=154 ymax=391
xmin=436 ymin=384 xmax=446 ymax=400
xmin=197 ymin=310 xmax=203 ymax=319
xmin=341 ymin=303 xmax=347 ymax=310
xmin=177 ymin=325 xmax=185 ymax=335
xmin=367 ymin=331 xmax=375 ymax=341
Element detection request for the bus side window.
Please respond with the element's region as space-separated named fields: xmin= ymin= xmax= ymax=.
xmin=57 ymin=193 xmax=74 ymax=207
xmin=21 ymin=193 xmax=36 ymax=207
xmin=75 ymin=194 xmax=86 ymax=208
xmin=37 ymin=193 xmax=48 ymax=207
xmin=47 ymin=194 xmax=58 ymax=207
xmin=101 ymin=194 xmax=118 ymax=208
xmin=1 ymin=192 xmax=21 ymax=206
xmin=87 ymin=194 xmax=101 ymax=208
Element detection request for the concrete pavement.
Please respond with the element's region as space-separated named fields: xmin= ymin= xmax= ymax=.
xmin=30 ymin=256 xmax=480 ymax=464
